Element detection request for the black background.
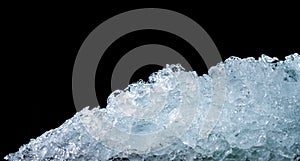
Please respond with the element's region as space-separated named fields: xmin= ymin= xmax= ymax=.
xmin=1 ymin=5 xmax=299 ymax=159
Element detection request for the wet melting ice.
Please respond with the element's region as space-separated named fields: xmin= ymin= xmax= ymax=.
xmin=5 ymin=54 xmax=300 ymax=161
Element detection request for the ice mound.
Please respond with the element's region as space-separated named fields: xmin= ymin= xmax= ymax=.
xmin=5 ymin=54 xmax=300 ymax=161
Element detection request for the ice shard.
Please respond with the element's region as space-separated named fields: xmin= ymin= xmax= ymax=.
xmin=5 ymin=54 xmax=300 ymax=160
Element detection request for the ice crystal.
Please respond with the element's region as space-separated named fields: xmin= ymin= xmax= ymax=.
xmin=5 ymin=54 xmax=300 ymax=160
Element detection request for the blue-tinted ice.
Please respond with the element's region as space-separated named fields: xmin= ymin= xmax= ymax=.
xmin=5 ymin=54 xmax=300 ymax=160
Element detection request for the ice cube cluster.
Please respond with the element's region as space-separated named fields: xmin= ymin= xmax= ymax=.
xmin=5 ymin=54 xmax=300 ymax=161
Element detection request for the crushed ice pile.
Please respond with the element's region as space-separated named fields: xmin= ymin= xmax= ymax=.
xmin=5 ymin=54 xmax=300 ymax=161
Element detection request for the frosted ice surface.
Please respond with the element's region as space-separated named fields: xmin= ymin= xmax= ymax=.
xmin=5 ymin=54 xmax=300 ymax=161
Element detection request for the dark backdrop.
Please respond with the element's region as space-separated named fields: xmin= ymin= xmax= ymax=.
xmin=1 ymin=5 xmax=299 ymax=158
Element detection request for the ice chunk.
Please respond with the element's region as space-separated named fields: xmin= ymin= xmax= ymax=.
xmin=5 ymin=54 xmax=300 ymax=160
